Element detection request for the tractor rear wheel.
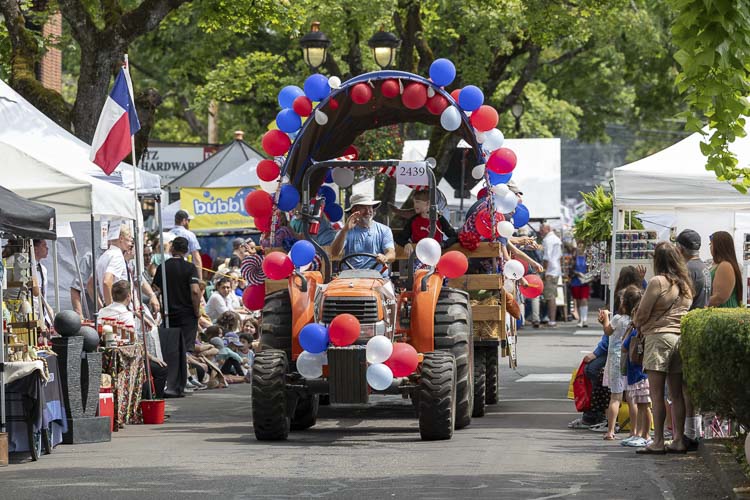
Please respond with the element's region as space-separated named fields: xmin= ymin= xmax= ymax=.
xmin=472 ymin=349 xmax=487 ymax=417
xmin=418 ymin=351 xmax=456 ymax=441
xmin=290 ymin=394 xmax=319 ymax=431
xmin=434 ymin=287 xmax=473 ymax=429
xmin=486 ymin=346 xmax=499 ymax=405
xmin=252 ymin=349 xmax=290 ymax=440
xmin=260 ymin=290 xmax=292 ymax=359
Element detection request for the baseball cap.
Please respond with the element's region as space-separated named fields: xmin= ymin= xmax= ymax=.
xmin=227 ymin=338 xmax=242 ymax=347
xmin=232 ymin=237 xmax=245 ymax=249
xmin=175 ymin=210 xmax=194 ymax=222
xmin=209 ymin=337 xmax=224 ymax=349
xmin=676 ymin=229 xmax=701 ymax=251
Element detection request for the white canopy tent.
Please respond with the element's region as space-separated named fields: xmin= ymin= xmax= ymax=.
xmin=612 ymin=131 xmax=750 ymax=305
xmin=207 ymin=158 xmax=261 ymax=187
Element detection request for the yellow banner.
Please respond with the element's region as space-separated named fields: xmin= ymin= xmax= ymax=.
xmin=180 ymin=187 xmax=257 ymax=231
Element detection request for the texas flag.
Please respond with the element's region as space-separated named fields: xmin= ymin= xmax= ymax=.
xmin=89 ymin=65 xmax=140 ymax=175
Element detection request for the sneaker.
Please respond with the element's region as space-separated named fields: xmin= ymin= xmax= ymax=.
xmin=183 ymin=385 xmax=194 ymax=393
xmin=546 ymin=322 xmax=558 ymax=328
xmin=620 ymin=435 xmax=638 ymax=445
xmin=588 ymin=422 xmax=609 ymax=432
xmin=568 ymin=417 xmax=592 ymax=429
xmin=623 ymin=437 xmax=648 ymax=447
xmin=582 ymin=322 xmax=589 ymax=328
xmin=577 ymin=320 xmax=584 ymax=328
xmin=532 ymin=322 xmax=540 ymax=329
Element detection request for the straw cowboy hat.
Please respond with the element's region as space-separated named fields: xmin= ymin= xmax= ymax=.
xmin=345 ymin=193 xmax=381 ymax=211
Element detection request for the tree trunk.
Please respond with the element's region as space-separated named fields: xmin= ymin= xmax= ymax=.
xmin=72 ymin=42 xmax=124 ymax=142
xmin=208 ymin=99 xmax=219 ymax=143
xmin=133 ymin=88 xmax=162 ymax=164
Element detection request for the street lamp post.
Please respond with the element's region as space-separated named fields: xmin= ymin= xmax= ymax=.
xmin=511 ymin=100 xmax=525 ymax=136
xmin=300 ymin=22 xmax=332 ymax=72
xmin=367 ymin=29 xmax=401 ymax=69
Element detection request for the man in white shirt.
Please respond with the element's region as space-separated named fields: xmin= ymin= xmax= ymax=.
xmin=205 ymin=277 xmax=234 ymax=322
xmin=32 ymin=239 xmax=53 ymax=328
xmin=540 ymin=223 xmax=562 ymax=327
xmin=90 ymin=223 xmax=132 ymax=306
xmin=170 ymin=210 xmax=203 ymax=280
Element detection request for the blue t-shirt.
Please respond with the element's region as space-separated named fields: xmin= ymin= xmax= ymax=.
xmin=622 ymin=329 xmax=647 ymax=385
xmin=343 ymin=221 xmax=395 ymax=274
xmin=570 ymin=255 xmax=587 ymax=286
xmin=170 ymin=226 xmax=201 ymax=254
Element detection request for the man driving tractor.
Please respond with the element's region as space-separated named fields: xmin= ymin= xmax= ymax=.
xmin=330 ymin=193 xmax=396 ymax=274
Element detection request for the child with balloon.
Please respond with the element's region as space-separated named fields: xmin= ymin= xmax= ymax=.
xmin=395 ymin=190 xmax=458 ymax=262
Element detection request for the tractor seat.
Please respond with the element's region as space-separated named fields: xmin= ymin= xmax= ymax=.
xmin=337 ymin=269 xmax=385 ymax=280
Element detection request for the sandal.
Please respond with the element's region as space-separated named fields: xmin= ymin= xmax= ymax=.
xmin=636 ymin=446 xmax=667 ymax=455
xmin=603 ymin=434 xmax=618 ymax=441
xmin=665 ymin=443 xmax=688 ymax=454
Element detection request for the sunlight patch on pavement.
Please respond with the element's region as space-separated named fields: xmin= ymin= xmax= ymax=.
xmin=573 ymin=330 xmax=601 ymax=336
xmin=515 ymin=374 xmax=571 ymax=383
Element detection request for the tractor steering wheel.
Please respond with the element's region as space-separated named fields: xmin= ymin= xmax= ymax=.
xmin=340 ymin=252 xmax=388 ymax=272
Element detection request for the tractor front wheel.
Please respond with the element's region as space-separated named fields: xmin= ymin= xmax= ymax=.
xmin=252 ymin=349 xmax=290 ymax=440
xmin=260 ymin=290 xmax=293 ymax=359
xmin=290 ymin=394 xmax=319 ymax=431
xmin=472 ymin=349 xmax=487 ymax=417
xmin=418 ymin=351 xmax=456 ymax=441
xmin=486 ymin=346 xmax=500 ymax=405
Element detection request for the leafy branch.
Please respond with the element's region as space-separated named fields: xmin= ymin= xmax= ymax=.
xmin=574 ymin=186 xmax=643 ymax=245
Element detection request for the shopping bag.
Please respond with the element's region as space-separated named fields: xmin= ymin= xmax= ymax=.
xmin=573 ymin=360 xmax=592 ymax=412
xmin=567 ymin=367 xmax=577 ymax=400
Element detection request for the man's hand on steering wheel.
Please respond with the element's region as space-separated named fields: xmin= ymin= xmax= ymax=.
xmin=340 ymin=252 xmax=389 ymax=272
xmin=375 ymin=253 xmax=389 ymax=265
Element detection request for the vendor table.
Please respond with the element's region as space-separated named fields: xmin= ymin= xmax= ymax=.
xmin=102 ymin=344 xmax=146 ymax=429
xmin=4 ymin=354 xmax=66 ymax=459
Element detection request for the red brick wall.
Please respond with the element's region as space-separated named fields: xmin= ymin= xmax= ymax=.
xmin=40 ymin=12 xmax=62 ymax=93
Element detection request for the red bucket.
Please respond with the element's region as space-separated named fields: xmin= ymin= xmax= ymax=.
xmin=140 ymin=399 xmax=165 ymax=425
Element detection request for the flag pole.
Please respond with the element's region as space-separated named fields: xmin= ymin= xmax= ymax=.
xmin=124 ymin=54 xmax=154 ymax=401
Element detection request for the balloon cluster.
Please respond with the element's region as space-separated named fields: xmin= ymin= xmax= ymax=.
xmin=501 ymin=258 xmax=543 ymax=299
xmin=412 ymin=237 xmax=469 ymax=279
xmin=365 ymin=338 xmax=420 ymax=390
xmin=295 ymin=313 xmax=362 ymax=379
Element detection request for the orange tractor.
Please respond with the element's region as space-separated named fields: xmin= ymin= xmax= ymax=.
xmin=253 ymin=159 xmax=480 ymax=441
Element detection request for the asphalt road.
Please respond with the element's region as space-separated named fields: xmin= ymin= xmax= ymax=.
xmin=3 ymin=315 xmax=727 ymax=500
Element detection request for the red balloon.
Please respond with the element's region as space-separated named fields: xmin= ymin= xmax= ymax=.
xmin=262 ymin=129 xmax=291 ymax=157
xmin=351 ymin=83 xmax=373 ymax=105
xmin=487 ymin=147 xmax=517 ymax=174
xmin=450 ymin=88 xmax=461 ymax=102
xmin=475 ymin=208 xmax=493 ymax=239
xmin=470 ymin=105 xmax=499 ymax=132
xmin=245 ymin=190 xmax=273 ymax=218
xmin=243 ymin=283 xmax=266 ymax=310
xmin=436 ymin=251 xmax=469 ymax=279
xmin=256 ymin=160 xmax=280 ymax=182
xmin=292 ymin=96 xmax=313 ymax=117
xmin=384 ymin=343 xmax=419 ymax=377
xmin=477 ymin=187 xmax=488 ymax=199
xmin=254 ymin=214 xmax=272 ymax=232
xmin=402 ymin=83 xmax=428 ymax=110
xmin=426 ymin=94 xmax=449 ymax=115
xmin=262 ymin=251 xmax=294 ymax=280
xmin=381 ymin=79 xmax=400 ymax=98
xmin=328 ymin=98 xmax=339 ymax=110
xmin=328 ymin=313 xmax=360 ymax=347
xmin=520 ymin=274 xmax=544 ymax=299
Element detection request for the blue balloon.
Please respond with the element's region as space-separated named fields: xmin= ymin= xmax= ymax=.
xmin=325 ymin=169 xmax=334 ymax=184
xmin=458 ymin=85 xmax=484 ymax=111
xmin=429 ymin=58 xmax=456 ymax=87
xmin=277 ymin=184 xmax=300 ymax=211
xmin=488 ymin=170 xmax=512 ymax=185
xmin=276 ymin=108 xmax=302 ymax=133
xmin=318 ymin=185 xmax=336 ymax=204
xmin=290 ymin=240 xmax=316 ymax=267
xmin=299 ymin=323 xmax=329 ymax=354
xmin=304 ymin=74 xmax=330 ymax=102
xmin=513 ymin=203 xmax=530 ymax=228
xmin=278 ymin=85 xmax=304 ymax=109
xmin=324 ymin=202 xmax=343 ymax=222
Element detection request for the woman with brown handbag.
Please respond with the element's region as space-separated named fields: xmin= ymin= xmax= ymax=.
xmin=632 ymin=242 xmax=693 ymax=454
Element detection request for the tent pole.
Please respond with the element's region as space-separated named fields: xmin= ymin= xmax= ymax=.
xmin=90 ymin=215 xmax=99 ymax=317
xmin=609 ymin=202 xmax=618 ymax=309
xmin=156 ymin=196 xmax=170 ymax=328
xmin=70 ymin=237 xmax=90 ymax=319
xmin=52 ymin=239 xmax=60 ymax=313
xmin=1 ymin=237 xmax=6 ymax=433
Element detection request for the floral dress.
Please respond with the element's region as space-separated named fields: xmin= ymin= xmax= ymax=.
xmin=602 ymin=314 xmax=629 ymax=394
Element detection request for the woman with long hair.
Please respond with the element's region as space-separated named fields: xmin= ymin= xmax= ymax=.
xmin=708 ymin=231 xmax=742 ymax=307
xmin=633 ymin=242 xmax=693 ymax=454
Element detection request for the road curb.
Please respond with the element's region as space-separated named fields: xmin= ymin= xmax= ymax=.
xmin=698 ymin=439 xmax=750 ymax=499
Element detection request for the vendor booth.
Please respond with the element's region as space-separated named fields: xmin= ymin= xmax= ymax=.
xmin=612 ymin=131 xmax=750 ymax=306
xmin=1 ymin=186 xmax=65 ymax=462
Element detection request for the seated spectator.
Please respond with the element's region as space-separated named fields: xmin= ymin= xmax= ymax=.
xmin=216 ymin=310 xmax=241 ymax=335
xmin=238 ymin=333 xmax=255 ymax=367
xmin=209 ymin=337 xmax=248 ymax=382
xmin=242 ymin=317 xmax=259 ymax=340
xmin=205 ymin=277 xmax=236 ymax=322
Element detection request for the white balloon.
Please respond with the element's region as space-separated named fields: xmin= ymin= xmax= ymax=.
xmin=332 ymin=167 xmax=354 ymax=188
xmin=503 ymin=279 xmax=516 ymax=293
xmin=415 ymin=238 xmax=442 ymax=266
xmin=491 ymin=183 xmax=510 ymax=196
xmin=260 ymin=178 xmax=279 ymax=194
xmin=315 ymin=109 xmax=328 ymax=125
xmin=297 ymin=351 xmax=325 ymax=379
xmin=493 ymin=191 xmax=518 ymax=213
xmin=475 ymin=131 xmax=486 ymax=144
xmin=440 ymin=106 xmax=462 ymax=131
xmin=484 ymin=128 xmax=505 ymax=152
xmin=426 ymin=157 xmax=437 ymax=169
xmin=471 ymin=164 xmax=485 ymax=180
xmin=503 ymin=259 xmax=525 ymax=280
xmin=328 ymin=76 xmax=342 ymax=89
xmin=497 ymin=220 xmax=515 ymax=238
xmin=366 ymin=363 xmax=394 ymax=390
xmin=366 ymin=335 xmax=393 ymax=364
xmin=427 ymin=86 xmax=436 ymax=98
